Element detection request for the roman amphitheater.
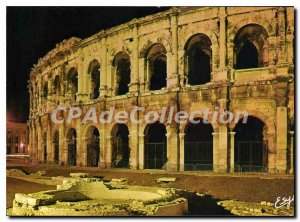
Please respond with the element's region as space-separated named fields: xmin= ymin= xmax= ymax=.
xmin=28 ymin=7 xmax=294 ymax=174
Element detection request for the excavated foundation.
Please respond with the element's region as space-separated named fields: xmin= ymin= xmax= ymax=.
xmin=11 ymin=174 xmax=188 ymax=216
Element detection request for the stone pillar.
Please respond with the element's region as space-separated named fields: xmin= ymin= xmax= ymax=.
xmin=212 ymin=132 xmax=219 ymax=172
xmin=219 ymin=7 xmax=227 ymax=70
xmin=46 ymin=123 xmax=52 ymax=163
xmin=267 ymin=132 xmax=276 ymax=173
xmin=105 ymin=135 xmax=112 ymax=168
xmin=129 ymin=24 xmax=140 ymax=93
xmin=75 ymin=127 xmax=81 ymax=166
xmin=106 ymin=59 xmax=113 ymax=97
xmin=286 ymin=7 xmax=294 ymax=65
xmin=178 ymin=49 xmax=185 ymax=87
xmin=211 ymin=44 xmax=218 ymax=73
xmin=277 ymin=7 xmax=287 ymax=64
xmin=217 ymin=125 xmax=228 ymax=172
xmin=268 ymin=37 xmax=277 ymax=67
xmin=289 ymin=131 xmax=294 ymax=174
xmin=286 ymin=35 xmax=294 ymax=65
xmin=167 ymin=14 xmax=179 ymax=89
xmin=166 ymin=125 xmax=178 ymax=171
xmin=36 ymin=121 xmax=42 ymax=163
xmin=166 ymin=52 xmax=173 ymax=88
xmin=229 ymin=132 xmax=235 ymax=173
xmin=179 ymin=132 xmax=185 ymax=172
xmin=227 ymin=42 xmax=234 ymax=69
xmin=64 ymin=139 xmax=69 ymax=165
xmin=81 ymin=137 xmax=88 ymax=167
xmin=77 ymin=50 xmax=84 ymax=101
xmin=59 ymin=126 xmax=66 ymax=166
xmin=276 ymin=107 xmax=287 ymax=173
xmin=129 ymin=125 xmax=139 ymax=169
xmin=138 ymin=133 xmax=144 ymax=169
xmin=99 ymin=127 xmax=106 ymax=168
xmin=138 ymin=57 xmax=146 ymax=93
xmin=100 ymin=37 xmax=107 ymax=97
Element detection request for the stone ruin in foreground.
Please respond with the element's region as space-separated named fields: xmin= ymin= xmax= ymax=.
xmin=11 ymin=173 xmax=188 ymax=216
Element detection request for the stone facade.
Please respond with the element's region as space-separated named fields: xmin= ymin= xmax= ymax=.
xmin=28 ymin=7 xmax=294 ymax=174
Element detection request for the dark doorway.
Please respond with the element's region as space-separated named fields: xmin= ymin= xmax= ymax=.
xmin=112 ymin=124 xmax=130 ymax=168
xmin=89 ymin=60 xmax=100 ymax=99
xmin=113 ymin=52 xmax=131 ymax=96
xmin=67 ymin=128 xmax=77 ymax=166
xmin=234 ymin=116 xmax=267 ymax=172
xmin=185 ymin=34 xmax=212 ymax=85
xmin=144 ymin=122 xmax=167 ymax=169
xmin=67 ymin=68 xmax=78 ymax=102
xmin=43 ymin=132 xmax=47 ymax=162
xmin=150 ymin=54 xmax=167 ymax=90
xmin=234 ymin=24 xmax=269 ymax=69
xmin=54 ymin=130 xmax=59 ymax=164
xmin=146 ymin=43 xmax=167 ymax=90
xmin=236 ymin=38 xmax=258 ymax=69
xmin=184 ymin=119 xmax=213 ymax=171
xmin=86 ymin=126 xmax=100 ymax=167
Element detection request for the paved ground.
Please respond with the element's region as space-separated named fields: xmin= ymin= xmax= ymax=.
xmin=6 ymin=161 xmax=294 ymax=210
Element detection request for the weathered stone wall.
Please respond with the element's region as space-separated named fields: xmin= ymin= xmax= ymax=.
xmin=28 ymin=7 xmax=294 ymax=174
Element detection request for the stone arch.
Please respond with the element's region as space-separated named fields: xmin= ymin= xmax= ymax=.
xmin=184 ymin=33 xmax=212 ymax=85
xmin=87 ymin=59 xmax=101 ymax=99
xmin=233 ymin=24 xmax=269 ymax=69
xmin=184 ymin=118 xmax=214 ymax=171
xmin=180 ymin=112 xmax=219 ymax=133
xmin=179 ymin=26 xmax=219 ymax=50
xmin=229 ymin=110 xmax=275 ymax=135
xmin=233 ymin=116 xmax=268 ymax=172
xmin=84 ymin=125 xmax=100 ymax=167
xmin=110 ymin=123 xmax=130 ymax=168
xmin=66 ymin=127 xmax=77 ymax=166
xmin=141 ymin=43 xmax=167 ymax=91
xmin=139 ymin=36 xmax=171 ymax=58
xmin=143 ymin=121 xmax=167 ymax=169
xmin=228 ymin=17 xmax=275 ymax=43
xmin=112 ymin=51 xmax=131 ymax=95
xmin=67 ymin=67 xmax=78 ymax=102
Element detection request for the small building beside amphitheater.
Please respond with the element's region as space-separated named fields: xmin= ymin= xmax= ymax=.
xmin=28 ymin=7 xmax=294 ymax=174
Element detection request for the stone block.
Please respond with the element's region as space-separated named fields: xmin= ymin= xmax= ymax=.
xmin=70 ymin=173 xmax=89 ymax=178
xmin=157 ymin=177 xmax=177 ymax=183
xmin=260 ymin=201 xmax=267 ymax=206
xmin=27 ymin=197 xmax=41 ymax=206
xmin=111 ymin=178 xmax=128 ymax=183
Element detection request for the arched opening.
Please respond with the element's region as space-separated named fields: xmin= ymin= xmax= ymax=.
xmin=53 ymin=76 xmax=60 ymax=94
xmin=43 ymin=132 xmax=47 ymax=162
xmin=144 ymin=122 xmax=167 ymax=169
xmin=88 ymin=60 xmax=100 ymax=99
xmin=66 ymin=128 xmax=77 ymax=166
xmin=42 ymin=82 xmax=48 ymax=102
xmin=86 ymin=126 xmax=100 ymax=167
xmin=234 ymin=116 xmax=267 ymax=172
xmin=53 ymin=76 xmax=61 ymax=105
xmin=146 ymin=44 xmax=167 ymax=90
xmin=53 ymin=130 xmax=59 ymax=164
xmin=67 ymin=68 xmax=78 ymax=102
xmin=111 ymin=124 xmax=130 ymax=168
xmin=184 ymin=119 xmax=213 ymax=171
xmin=184 ymin=34 xmax=212 ymax=85
xmin=113 ymin=52 xmax=131 ymax=96
xmin=234 ymin=24 xmax=269 ymax=69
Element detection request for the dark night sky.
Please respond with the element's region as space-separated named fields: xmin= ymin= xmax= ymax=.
xmin=6 ymin=6 xmax=170 ymax=123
